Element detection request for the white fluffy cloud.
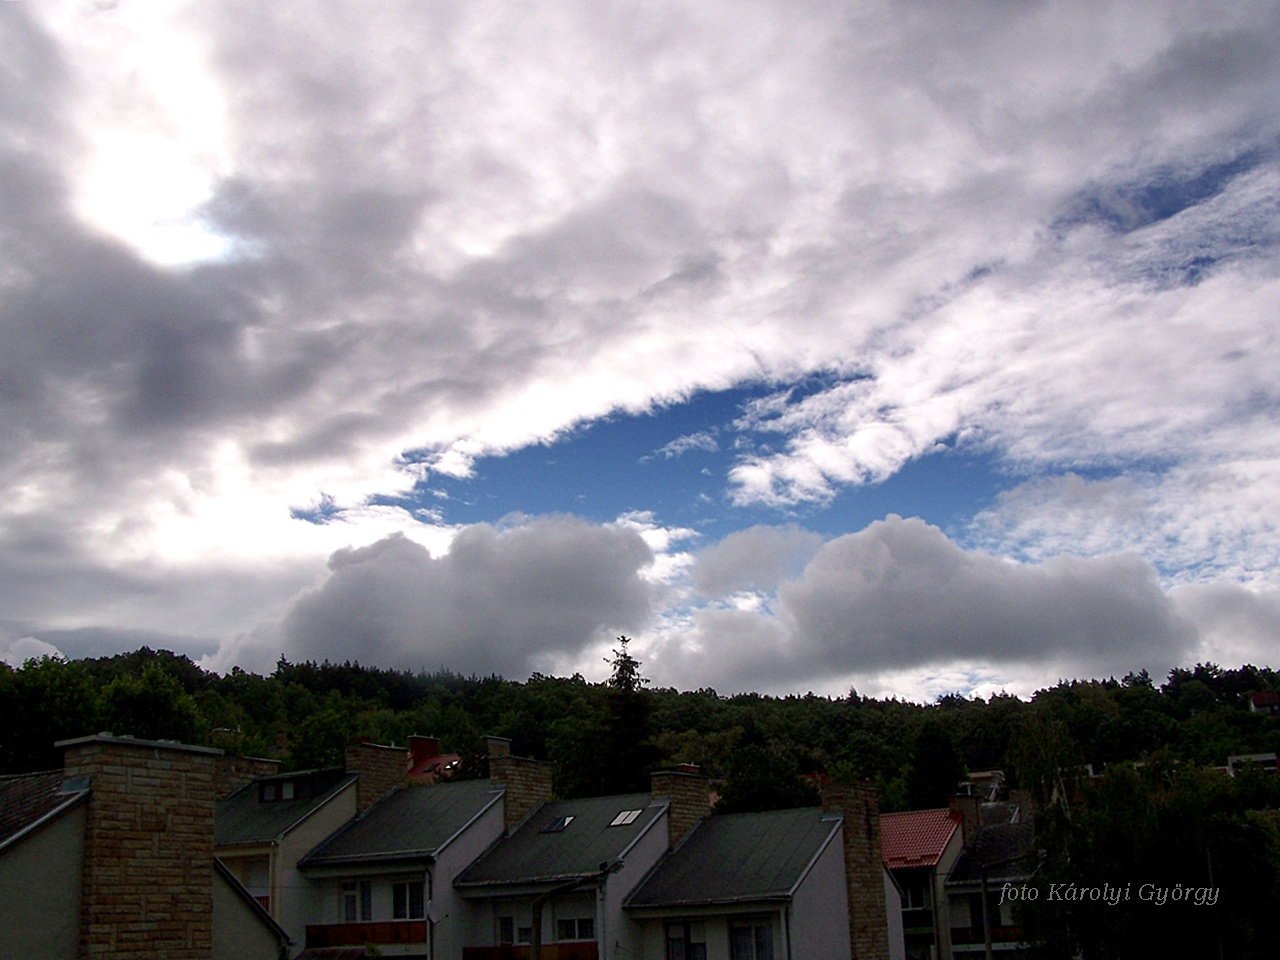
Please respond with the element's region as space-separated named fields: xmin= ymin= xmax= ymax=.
xmin=1 ymin=1 xmax=1278 ymax=691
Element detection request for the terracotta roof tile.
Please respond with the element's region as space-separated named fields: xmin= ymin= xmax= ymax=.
xmin=880 ymin=808 xmax=961 ymax=869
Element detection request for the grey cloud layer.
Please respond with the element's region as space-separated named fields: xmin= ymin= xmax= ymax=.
xmin=655 ymin=516 xmax=1197 ymax=692
xmin=269 ymin=518 xmax=655 ymax=675
xmin=1 ymin=1 xmax=1278 ymax=685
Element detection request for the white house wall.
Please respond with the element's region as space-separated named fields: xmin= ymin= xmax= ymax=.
xmin=603 ymin=806 xmax=670 ymax=958
xmin=433 ymin=793 xmax=505 ymax=959
xmin=213 ymin=867 xmax=286 ymax=960
xmin=0 ymin=802 xmax=85 ymax=960
xmin=789 ymin=829 xmax=851 ymax=960
xmin=276 ymin=781 xmax=358 ymax=957
xmin=884 ymin=868 xmax=905 ymax=960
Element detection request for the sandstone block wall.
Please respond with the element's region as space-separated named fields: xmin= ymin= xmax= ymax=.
xmin=649 ymin=768 xmax=711 ymax=848
xmin=345 ymin=741 xmax=407 ymax=813
xmin=822 ymin=782 xmax=890 ymax=960
xmin=60 ymin=735 xmax=222 ymax=960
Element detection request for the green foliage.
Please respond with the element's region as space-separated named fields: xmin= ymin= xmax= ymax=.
xmin=99 ymin=662 xmax=206 ymax=744
xmin=905 ymin=717 xmax=966 ymax=809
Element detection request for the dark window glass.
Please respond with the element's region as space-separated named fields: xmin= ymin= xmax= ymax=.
xmin=409 ymin=881 xmax=424 ymax=919
xmin=342 ymin=882 xmax=356 ymax=923
xmin=360 ymin=880 xmax=371 ymax=921
xmin=578 ymin=917 xmax=594 ymax=940
xmin=393 ymin=883 xmax=407 ymax=920
xmin=499 ymin=917 xmax=514 ymax=944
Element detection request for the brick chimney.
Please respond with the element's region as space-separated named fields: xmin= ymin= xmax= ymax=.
xmin=345 ymin=740 xmax=407 ymax=813
xmin=58 ymin=733 xmax=223 ymax=960
xmin=821 ymin=782 xmax=890 ymax=960
xmin=486 ymin=736 xmax=553 ymax=832
xmin=948 ymin=794 xmax=981 ymax=844
xmin=409 ymin=734 xmax=441 ymax=766
xmin=213 ymin=755 xmax=281 ymax=800
xmin=650 ymin=765 xmax=711 ymax=848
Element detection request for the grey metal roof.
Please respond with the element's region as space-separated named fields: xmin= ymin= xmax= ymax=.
xmin=215 ymin=768 xmax=356 ymax=846
xmin=455 ymin=792 xmax=663 ymax=888
xmin=301 ymin=779 xmax=502 ymax=867
xmin=946 ymin=819 xmax=1038 ymax=886
xmin=624 ymin=806 xmax=842 ymax=908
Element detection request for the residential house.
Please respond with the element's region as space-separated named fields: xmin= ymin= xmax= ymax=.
xmin=1247 ymin=691 xmax=1279 ymax=716
xmin=944 ymin=810 xmax=1036 ymax=957
xmin=297 ymin=777 xmax=506 ymax=958
xmin=0 ymin=734 xmax=290 ymax=960
xmin=880 ymin=808 xmax=964 ymax=960
xmin=409 ymin=734 xmax=463 ymax=785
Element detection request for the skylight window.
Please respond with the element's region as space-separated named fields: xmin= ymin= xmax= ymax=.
xmin=541 ymin=815 xmax=575 ymax=833
xmin=610 ymin=809 xmax=642 ymax=826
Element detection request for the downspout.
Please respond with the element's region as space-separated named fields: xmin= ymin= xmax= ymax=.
xmin=784 ymin=904 xmax=793 ymax=960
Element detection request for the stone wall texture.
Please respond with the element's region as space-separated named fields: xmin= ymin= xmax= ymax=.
xmin=487 ymin=739 xmax=553 ymax=832
xmin=345 ymin=741 xmax=407 ymax=813
xmin=212 ymin=756 xmax=280 ymax=801
xmin=649 ymin=769 xmax=711 ymax=848
xmin=822 ymin=782 xmax=890 ymax=960
xmin=62 ymin=737 xmax=220 ymax=960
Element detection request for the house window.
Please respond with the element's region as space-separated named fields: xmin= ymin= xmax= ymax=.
xmin=343 ymin=880 xmax=372 ymax=922
xmin=609 ymin=809 xmax=642 ymax=826
xmin=665 ymin=921 xmax=706 ymax=960
xmin=342 ymin=882 xmax=357 ymax=923
xmin=280 ymin=780 xmax=295 ymax=800
xmin=557 ymin=917 xmax=595 ymax=941
xmin=393 ymin=880 xmax=425 ymax=919
xmin=517 ymin=926 xmax=532 ymax=943
xmin=541 ymin=815 xmax=575 ymax=833
xmin=730 ymin=919 xmax=774 ymax=960
xmin=498 ymin=916 xmax=514 ymax=945
xmin=261 ymin=782 xmax=277 ymax=802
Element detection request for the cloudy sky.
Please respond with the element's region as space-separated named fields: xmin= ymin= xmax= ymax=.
xmin=3 ymin=0 xmax=1279 ymax=699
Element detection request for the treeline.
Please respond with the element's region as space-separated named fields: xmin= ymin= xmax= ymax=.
xmin=3 ymin=647 xmax=1280 ymax=812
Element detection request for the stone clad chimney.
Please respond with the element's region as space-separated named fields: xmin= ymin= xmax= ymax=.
xmin=345 ymin=740 xmax=408 ymax=813
xmin=213 ymin=755 xmax=281 ymax=800
xmin=650 ymin=764 xmax=711 ymax=848
xmin=486 ymin=736 xmax=553 ymax=832
xmin=822 ymin=782 xmax=890 ymax=960
xmin=58 ymin=733 xmax=223 ymax=960
xmin=948 ymin=794 xmax=981 ymax=844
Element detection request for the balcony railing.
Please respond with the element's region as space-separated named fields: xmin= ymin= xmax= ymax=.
xmin=462 ymin=944 xmax=600 ymax=960
xmin=305 ymin=921 xmax=428 ymax=948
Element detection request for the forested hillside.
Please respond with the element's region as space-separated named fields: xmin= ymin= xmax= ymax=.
xmin=3 ymin=645 xmax=1279 ymax=811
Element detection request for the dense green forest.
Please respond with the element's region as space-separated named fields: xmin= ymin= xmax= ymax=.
xmin=4 ymin=644 xmax=1280 ymax=806
xmin=5 ymin=645 xmax=1280 ymax=956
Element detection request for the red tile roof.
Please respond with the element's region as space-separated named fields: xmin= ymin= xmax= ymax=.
xmin=880 ymin=808 xmax=962 ymax=869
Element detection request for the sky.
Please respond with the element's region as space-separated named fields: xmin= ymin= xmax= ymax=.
xmin=2 ymin=0 xmax=1280 ymax=700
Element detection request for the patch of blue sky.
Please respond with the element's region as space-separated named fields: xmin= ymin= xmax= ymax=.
xmin=376 ymin=381 xmax=1021 ymax=544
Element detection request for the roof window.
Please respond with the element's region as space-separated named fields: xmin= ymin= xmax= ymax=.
xmin=541 ymin=815 xmax=575 ymax=833
xmin=610 ymin=809 xmax=642 ymax=826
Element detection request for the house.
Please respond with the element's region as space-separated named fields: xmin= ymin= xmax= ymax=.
xmin=409 ymin=734 xmax=463 ymax=784
xmin=880 ymin=807 xmax=965 ymax=960
xmin=944 ymin=812 xmax=1036 ymax=957
xmin=1247 ymin=691 xmax=1279 ymax=716
xmin=624 ymin=805 xmax=873 ymax=960
xmin=215 ymin=740 xmax=406 ymax=951
xmin=297 ymin=777 xmax=506 ymax=958
xmin=0 ymin=733 xmax=291 ymax=960
xmin=1226 ymin=752 xmax=1278 ymax=776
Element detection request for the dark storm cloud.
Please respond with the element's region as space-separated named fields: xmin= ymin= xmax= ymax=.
xmin=272 ymin=517 xmax=656 ymax=675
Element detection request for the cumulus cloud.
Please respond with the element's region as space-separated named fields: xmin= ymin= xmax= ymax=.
xmin=648 ymin=516 xmax=1197 ymax=694
xmin=2 ymin=0 xmax=1279 ymax=690
xmin=691 ymin=524 xmax=823 ymax=595
xmin=214 ymin=516 xmax=657 ymax=676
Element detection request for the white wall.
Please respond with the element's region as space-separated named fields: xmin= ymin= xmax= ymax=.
xmin=214 ymin=867 xmax=286 ymax=960
xmin=431 ymin=795 xmax=504 ymax=959
xmin=884 ymin=869 xmax=905 ymax=960
xmin=277 ymin=781 xmax=358 ymax=956
xmin=0 ymin=802 xmax=85 ymax=960
xmin=789 ymin=831 xmax=851 ymax=960
xmin=602 ymin=808 xmax=670 ymax=958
